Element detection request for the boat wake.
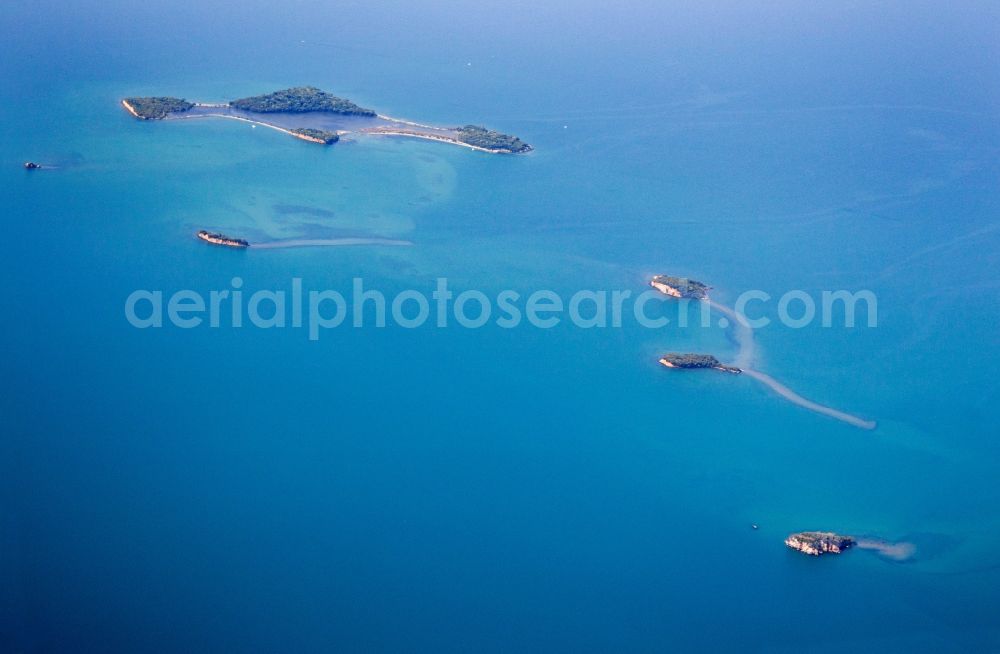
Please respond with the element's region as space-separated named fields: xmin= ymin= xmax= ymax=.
xmin=252 ymin=238 xmax=413 ymax=249
xmin=708 ymin=299 xmax=876 ymax=430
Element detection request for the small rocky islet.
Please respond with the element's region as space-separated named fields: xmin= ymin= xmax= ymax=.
xmin=649 ymin=275 xmax=711 ymax=299
xmin=785 ymin=531 xmax=855 ymax=556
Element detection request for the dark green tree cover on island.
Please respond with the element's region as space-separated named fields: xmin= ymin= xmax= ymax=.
xmin=661 ymin=353 xmax=722 ymax=368
xmin=455 ymin=125 xmax=532 ymax=153
xmin=124 ymin=97 xmax=194 ymax=119
xmin=291 ymin=128 xmax=340 ymax=144
xmin=660 ymin=353 xmax=741 ymax=373
xmin=230 ymin=87 xmax=376 ymax=116
xmin=123 ymin=89 xmax=532 ymax=153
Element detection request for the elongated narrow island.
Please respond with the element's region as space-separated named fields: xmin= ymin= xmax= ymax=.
xmin=197 ymin=230 xmax=249 ymax=248
xmin=659 ymin=353 xmax=742 ymax=374
xmin=454 ymin=125 xmax=532 ymax=154
xmin=121 ymin=86 xmax=532 ymax=153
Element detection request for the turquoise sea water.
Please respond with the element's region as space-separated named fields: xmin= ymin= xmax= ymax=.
xmin=3 ymin=1 xmax=1000 ymax=651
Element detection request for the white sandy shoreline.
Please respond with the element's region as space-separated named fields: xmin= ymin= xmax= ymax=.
xmin=171 ymin=112 xmax=338 ymax=144
xmin=121 ymin=99 xmax=142 ymax=119
xmin=359 ymin=129 xmax=507 ymax=154
xmin=375 ymin=113 xmax=441 ymax=130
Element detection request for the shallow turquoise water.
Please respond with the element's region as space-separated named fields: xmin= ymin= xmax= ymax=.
xmin=2 ymin=1 xmax=1000 ymax=651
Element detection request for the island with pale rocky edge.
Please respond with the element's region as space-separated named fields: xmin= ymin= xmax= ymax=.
xmin=289 ymin=128 xmax=340 ymax=145
xmin=785 ymin=532 xmax=855 ymax=556
xmin=121 ymin=86 xmax=532 ymax=153
xmin=650 ymin=275 xmax=711 ymax=299
xmin=454 ymin=125 xmax=532 ymax=154
xmin=197 ymin=230 xmax=249 ymax=248
xmin=659 ymin=353 xmax=742 ymax=374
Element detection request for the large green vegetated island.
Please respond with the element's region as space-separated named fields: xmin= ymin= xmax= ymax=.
xmin=121 ymin=86 xmax=532 ymax=153
xmin=455 ymin=125 xmax=532 ymax=153
xmin=230 ymin=86 xmax=376 ymax=116
xmin=122 ymin=97 xmax=194 ymax=120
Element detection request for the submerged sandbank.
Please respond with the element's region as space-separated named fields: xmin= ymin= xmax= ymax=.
xmin=711 ymin=296 xmax=876 ymax=430
xmin=741 ymin=369 xmax=877 ymax=430
xmin=251 ymin=238 xmax=413 ymax=249
xmin=856 ymin=538 xmax=917 ymax=561
xmin=654 ymin=288 xmax=877 ymax=430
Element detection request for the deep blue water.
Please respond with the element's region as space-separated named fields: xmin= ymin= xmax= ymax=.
xmin=2 ymin=1 xmax=1000 ymax=651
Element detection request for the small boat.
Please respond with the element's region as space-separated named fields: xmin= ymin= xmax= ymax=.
xmin=197 ymin=230 xmax=250 ymax=248
xmin=24 ymin=161 xmax=41 ymax=170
